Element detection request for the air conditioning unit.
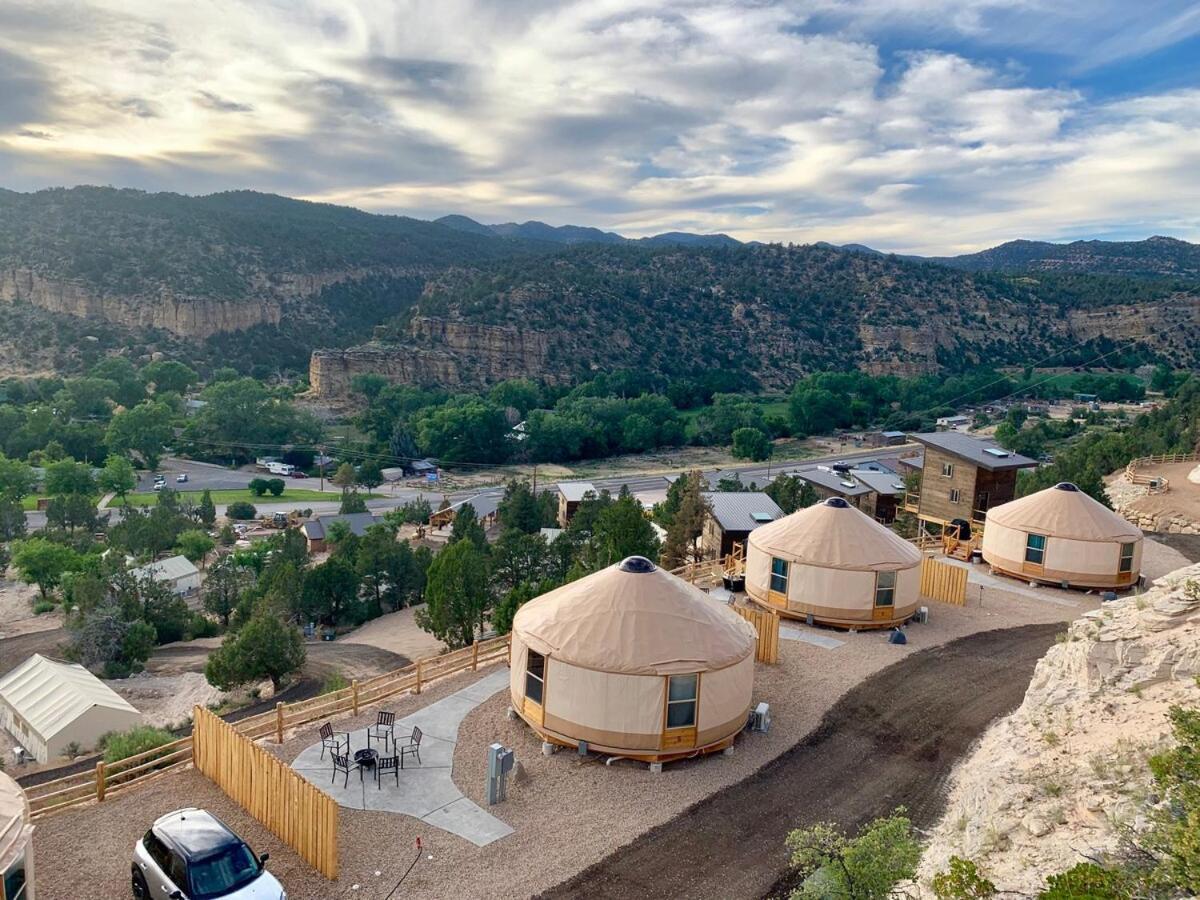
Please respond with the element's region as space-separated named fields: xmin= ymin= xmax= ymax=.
xmin=913 ymin=606 xmax=930 ymax=624
xmin=750 ymin=702 xmax=771 ymax=733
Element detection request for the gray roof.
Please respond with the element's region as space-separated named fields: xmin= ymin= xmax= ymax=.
xmin=706 ymin=492 xmax=784 ymax=532
xmin=881 ymin=430 xmax=907 ymax=438
xmin=446 ymin=493 xmax=501 ymax=520
xmin=794 ymin=467 xmax=874 ymax=497
xmin=848 ymin=469 xmax=907 ymax=495
xmin=556 ymin=481 xmax=596 ymax=502
xmin=303 ymin=513 xmax=380 ymax=541
xmin=130 ymin=555 xmax=199 ymax=582
xmin=911 ymin=432 xmax=1038 ymax=471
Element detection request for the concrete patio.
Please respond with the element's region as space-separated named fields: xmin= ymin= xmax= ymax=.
xmin=290 ymin=668 xmax=513 ymax=847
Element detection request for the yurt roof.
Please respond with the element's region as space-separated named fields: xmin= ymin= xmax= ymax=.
xmin=747 ymin=498 xmax=923 ymax=571
xmin=985 ymin=482 xmax=1143 ymax=542
xmin=512 ymin=557 xmax=757 ymax=675
xmin=0 ymin=770 xmax=26 ymax=841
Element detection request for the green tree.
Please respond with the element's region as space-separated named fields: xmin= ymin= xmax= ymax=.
xmin=417 ymin=539 xmax=490 ymax=648
xmin=68 ymin=600 xmax=157 ymax=677
xmin=732 ymin=426 xmax=771 ymax=461
xmin=265 ymin=478 xmax=286 ymax=497
xmin=413 ymin=397 xmax=512 ymax=463
xmin=332 ymin=462 xmax=357 ymax=491
xmin=45 ymin=492 xmax=100 ymax=533
xmin=490 ymin=529 xmax=549 ymax=594
xmin=11 ymin=538 xmax=80 ymax=600
xmin=497 ymin=480 xmax=544 ymax=534
xmin=203 ymin=557 xmax=247 ymax=628
xmin=197 ymin=489 xmax=217 ymax=527
xmin=140 ymin=360 xmax=198 ymax=396
xmin=488 ymin=378 xmax=541 ymax=416
xmin=248 ymin=478 xmax=270 ymax=497
xmin=98 ymin=454 xmax=137 ymax=505
xmin=300 ymin=557 xmax=361 ymax=625
xmin=766 ymin=475 xmax=817 ymax=514
xmin=785 ymin=809 xmax=920 ymax=900
xmin=0 ymin=497 xmax=27 ymax=542
xmin=449 ymin=503 xmax=488 ymax=551
xmin=205 ymin=613 xmax=306 ymax=691
xmin=44 ymin=458 xmax=97 ymax=496
xmin=589 ymin=492 xmax=661 ymax=569
xmin=226 ymin=501 xmax=257 ymax=520
xmin=105 ymin=401 xmax=174 ymax=469
xmin=0 ymin=453 xmax=37 ymax=500
xmin=661 ymin=473 xmax=710 ymax=568
xmin=176 ymin=529 xmax=215 ymax=565
xmin=339 ymin=491 xmax=368 ymax=514
xmin=357 ymin=460 xmax=384 ymax=491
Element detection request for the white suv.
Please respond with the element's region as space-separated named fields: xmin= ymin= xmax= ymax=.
xmin=132 ymin=808 xmax=285 ymax=899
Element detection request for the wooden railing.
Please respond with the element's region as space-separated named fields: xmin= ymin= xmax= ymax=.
xmin=731 ymin=605 xmax=780 ymax=664
xmin=1125 ymin=451 xmax=1199 ymax=493
xmin=23 ymin=634 xmax=512 ymax=820
xmin=668 ymin=559 xmax=723 ymax=585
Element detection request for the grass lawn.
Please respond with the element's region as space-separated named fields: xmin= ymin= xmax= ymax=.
xmin=105 ymin=488 xmax=375 ymax=508
xmin=21 ymin=496 xmax=38 ymax=511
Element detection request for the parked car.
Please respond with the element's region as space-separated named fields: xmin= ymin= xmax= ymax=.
xmin=132 ymin=808 xmax=285 ymax=899
xmin=290 ymin=470 xmax=307 ymax=478
xmin=176 ymin=473 xmax=188 ymax=483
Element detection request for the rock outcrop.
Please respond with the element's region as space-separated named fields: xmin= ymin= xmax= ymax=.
xmin=916 ymin=564 xmax=1200 ymax=895
xmin=310 ymin=316 xmax=555 ymax=396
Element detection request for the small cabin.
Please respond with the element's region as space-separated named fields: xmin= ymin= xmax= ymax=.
xmin=907 ymin=432 xmax=1038 ymax=531
xmin=701 ymin=492 xmax=783 ymax=560
xmin=555 ymin=481 xmax=597 ymax=527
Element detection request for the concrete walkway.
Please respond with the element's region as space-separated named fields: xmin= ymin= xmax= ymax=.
xmin=940 ymin=556 xmax=1089 ymax=609
xmin=779 ymin=625 xmax=845 ymax=649
xmin=290 ymin=668 xmax=513 ymax=847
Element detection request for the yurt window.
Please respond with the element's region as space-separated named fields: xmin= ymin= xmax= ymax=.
xmin=525 ymin=650 xmax=546 ymax=705
xmin=874 ymin=571 xmax=896 ymax=608
xmin=770 ymin=557 xmax=789 ymax=593
xmin=3 ymin=851 xmax=27 ymax=900
xmin=666 ymin=674 xmax=698 ymax=728
xmin=1119 ymin=543 xmax=1136 ymax=573
xmin=1024 ymin=534 xmax=1047 ymax=565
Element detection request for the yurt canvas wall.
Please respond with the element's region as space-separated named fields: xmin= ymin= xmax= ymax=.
xmin=509 ymin=558 xmax=757 ymax=760
xmin=0 ymin=770 xmax=33 ymax=900
xmin=744 ymin=498 xmax=923 ymax=627
xmin=982 ymin=483 xmax=1143 ymax=589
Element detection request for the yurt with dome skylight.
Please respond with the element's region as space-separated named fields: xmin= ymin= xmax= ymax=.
xmin=509 ymin=556 xmax=757 ymax=762
xmin=981 ymin=482 xmax=1143 ymax=589
xmin=745 ymin=497 xmax=923 ymax=627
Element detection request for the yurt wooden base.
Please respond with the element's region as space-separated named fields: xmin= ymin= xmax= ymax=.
xmin=985 ymin=559 xmax=1137 ymax=591
xmin=746 ymin=591 xmax=917 ymax=629
xmin=512 ymin=705 xmax=739 ymax=763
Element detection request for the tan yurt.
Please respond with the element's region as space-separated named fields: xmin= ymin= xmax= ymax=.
xmin=745 ymin=497 xmax=923 ymax=627
xmin=982 ymin=482 xmax=1143 ymax=589
xmin=0 ymin=770 xmax=34 ymax=899
xmin=509 ymin=556 xmax=757 ymax=762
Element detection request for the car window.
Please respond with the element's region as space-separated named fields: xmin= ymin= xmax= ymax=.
xmin=187 ymin=843 xmax=262 ymax=899
xmin=145 ymin=832 xmax=174 ymax=875
xmin=169 ymin=853 xmax=190 ymax=891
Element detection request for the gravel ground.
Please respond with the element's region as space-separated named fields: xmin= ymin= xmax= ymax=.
xmin=31 ymin=575 xmax=1091 ymax=900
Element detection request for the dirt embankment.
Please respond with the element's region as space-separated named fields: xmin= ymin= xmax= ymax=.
xmin=915 ymin=564 xmax=1200 ymax=895
xmin=538 ymin=623 xmax=1062 ymax=900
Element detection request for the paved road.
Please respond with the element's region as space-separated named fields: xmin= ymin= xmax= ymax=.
xmin=538 ymin=623 xmax=1060 ymax=900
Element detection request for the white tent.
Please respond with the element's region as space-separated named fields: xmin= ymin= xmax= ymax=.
xmin=130 ymin=555 xmax=201 ymax=596
xmin=745 ymin=497 xmax=923 ymax=627
xmin=982 ymin=482 xmax=1144 ymax=589
xmin=0 ymin=655 xmax=142 ymax=762
xmin=510 ymin=556 xmax=757 ymax=761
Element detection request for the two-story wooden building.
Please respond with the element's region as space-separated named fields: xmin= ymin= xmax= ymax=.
xmin=905 ymin=432 xmax=1038 ymax=534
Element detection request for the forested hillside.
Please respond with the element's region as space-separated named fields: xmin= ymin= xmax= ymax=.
xmin=311 ymin=242 xmax=1200 ymax=396
xmin=929 ymin=235 xmax=1200 ymax=279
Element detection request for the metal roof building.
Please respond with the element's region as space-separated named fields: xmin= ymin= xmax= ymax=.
xmin=130 ymin=555 xmax=201 ymax=596
xmin=0 ymin=655 xmax=142 ymax=762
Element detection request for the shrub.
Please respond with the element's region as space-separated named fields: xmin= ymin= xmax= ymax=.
xmin=226 ymin=501 xmax=257 ymax=520
xmin=266 ymin=478 xmax=285 ymax=497
xmin=321 ymin=670 xmax=349 ymax=695
xmin=32 ymin=600 xmax=56 ymax=615
xmin=248 ymin=478 xmax=269 ymax=497
xmin=100 ymin=725 xmax=175 ymax=763
xmin=186 ymin=612 xmax=220 ymax=640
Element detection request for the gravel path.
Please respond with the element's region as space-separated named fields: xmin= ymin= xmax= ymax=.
xmin=538 ymin=623 xmax=1061 ymax=900
xmin=31 ymin=579 xmax=1085 ymax=900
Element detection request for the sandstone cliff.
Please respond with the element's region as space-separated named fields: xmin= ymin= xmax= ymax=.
xmin=915 ymin=564 xmax=1200 ymax=895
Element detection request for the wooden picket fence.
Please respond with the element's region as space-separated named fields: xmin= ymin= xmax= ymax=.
xmin=1125 ymin=451 xmax=1199 ymax=493
xmin=732 ymin=605 xmax=780 ymax=664
xmin=22 ymin=634 xmax=512 ymax=821
xmin=920 ymin=557 xmax=969 ymax=606
xmin=193 ymin=706 xmax=339 ymax=879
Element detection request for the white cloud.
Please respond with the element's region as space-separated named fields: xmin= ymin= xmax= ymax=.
xmin=0 ymin=0 xmax=1196 ymax=252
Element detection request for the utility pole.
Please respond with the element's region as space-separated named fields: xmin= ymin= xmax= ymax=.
xmin=319 ymin=444 xmax=326 ymax=492
xmin=532 ymin=463 xmax=537 ymax=497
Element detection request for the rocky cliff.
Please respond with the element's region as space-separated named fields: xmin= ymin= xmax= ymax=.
xmin=915 ymin=564 xmax=1200 ymax=895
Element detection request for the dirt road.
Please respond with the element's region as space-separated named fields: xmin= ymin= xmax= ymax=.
xmin=0 ymin=627 xmax=67 ymax=676
xmin=539 ymin=623 xmax=1061 ymax=900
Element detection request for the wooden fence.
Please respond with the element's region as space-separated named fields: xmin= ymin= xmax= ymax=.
xmin=23 ymin=634 xmax=512 ymax=821
xmin=1125 ymin=451 xmax=1199 ymax=493
xmin=920 ymin=557 xmax=968 ymax=606
xmin=732 ymin=605 xmax=780 ymax=664
xmin=193 ymin=706 xmax=339 ymax=879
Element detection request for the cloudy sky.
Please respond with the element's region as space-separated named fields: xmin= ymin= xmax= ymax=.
xmin=2 ymin=0 xmax=1199 ymax=252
